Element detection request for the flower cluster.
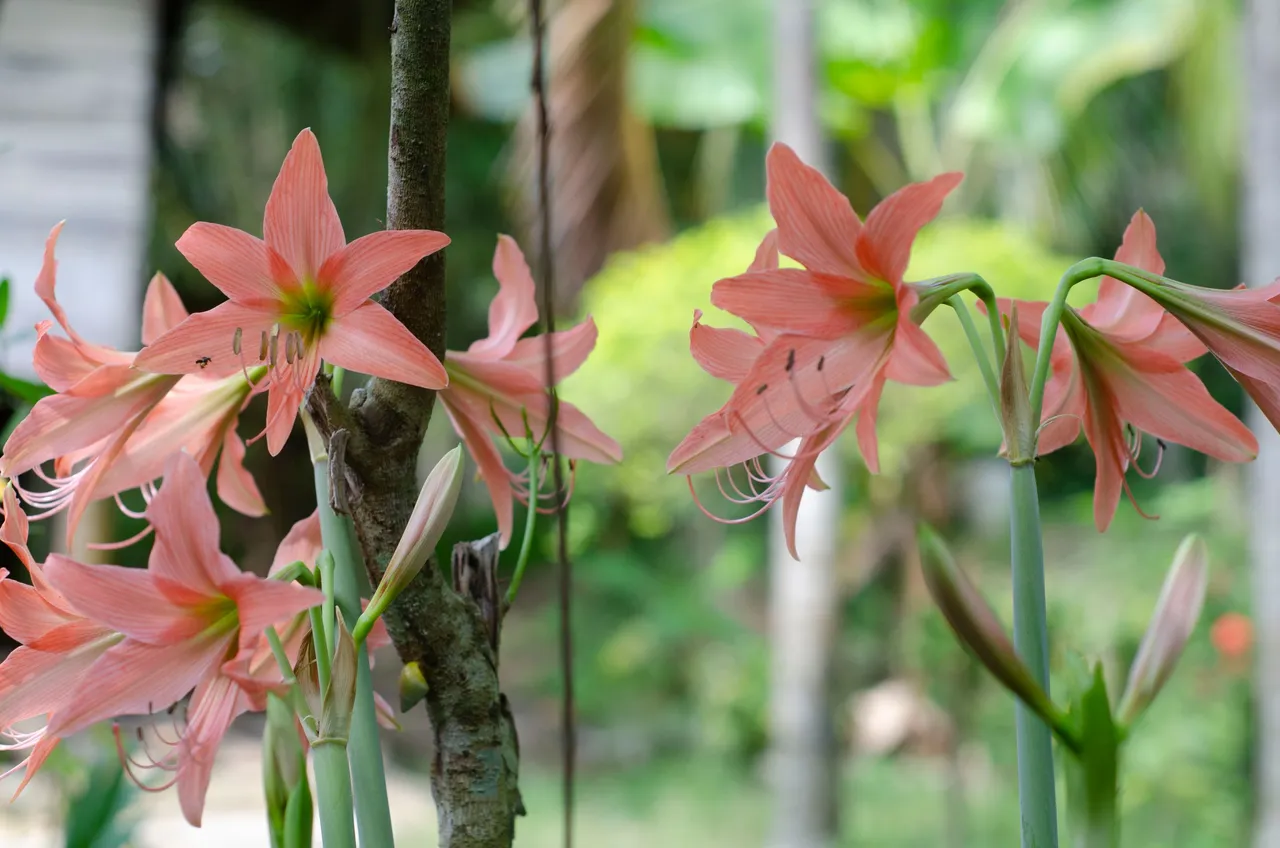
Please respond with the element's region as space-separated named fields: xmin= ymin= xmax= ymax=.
xmin=669 ymin=143 xmax=962 ymax=557
xmin=672 ymin=144 xmax=1280 ymax=553
xmin=0 ymin=128 xmax=619 ymax=826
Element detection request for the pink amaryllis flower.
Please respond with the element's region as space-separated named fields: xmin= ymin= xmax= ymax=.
xmin=1 ymin=223 xmax=267 ymax=545
xmin=0 ymin=485 xmax=121 ymax=796
xmin=1088 ymin=238 xmax=1280 ymax=438
xmin=134 ymin=129 xmax=451 ymax=455
xmin=670 ymin=143 xmax=960 ymax=487
xmin=439 ymin=236 xmax=622 ymax=547
xmin=1003 ymin=210 xmax=1256 ymax=530
xmin=38 ymin=452 xmax=322 ymax=826
xmin=674 ymin=231 xmax=840 ymax=558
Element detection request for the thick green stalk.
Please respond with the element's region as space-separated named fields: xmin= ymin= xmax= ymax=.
xmin=1010 ymin=463 xmax=1059 ymax=847
xmin=312 ymin=457 xmax=396 ymax=848
xmin=312 ymin=741 xmax=358 ymax=848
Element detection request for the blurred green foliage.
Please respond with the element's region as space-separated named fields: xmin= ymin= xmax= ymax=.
xmin=49 ymin=0 xmax=1248 ymax=841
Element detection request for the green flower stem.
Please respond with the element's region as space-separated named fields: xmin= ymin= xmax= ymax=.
xmin=311 ymin=448 xmax=396 ymax=848
xmin=320 ymin=551 xmax=337 ymax=655
xmin=948 ymin=295 xmax=1001 ymax=415
xmin=912 ymin=272 xmax=1006 ymax=368
xmin=332 ymin=366 xmax=346 ymax=400
xmin=266 ymin=626 xmax=297 ymax=685
xmin=504 ymin=445 xmax=542 ymax=608
xmin=1028 ymin=258 xmax=1106 ymax=425
xmin=312 ymin=740 xmax=357 ymax=848
xmin=308 ymin=607 xmax=333 ymax=695
xmin=1010 ymin=463 xmax=1059 ymax=848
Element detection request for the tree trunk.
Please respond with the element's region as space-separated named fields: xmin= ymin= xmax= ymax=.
xmin=1245 ymin=2 xmax=1280 ymax=845
xmin=767 ymin=2 xmax=842 ymax=846
xmin=308 ymin=2 xmax=522 ymax=845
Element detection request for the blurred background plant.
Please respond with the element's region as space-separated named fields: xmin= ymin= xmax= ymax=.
xmin=0 ymin=0 xmax=1260 ymax=844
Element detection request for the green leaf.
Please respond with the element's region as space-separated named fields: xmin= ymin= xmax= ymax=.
xmin=283 ymin=772 xmax=315 ymax=848
xmin=1065 ymin=664 xmax=1121 ymax=848
xmin=0 ymin=370 xmax=54 ymax=405
xmin=0 ymin=276 xmax=11 ymax=328
xmin=62 ymin=756 xmax=137 ymax=848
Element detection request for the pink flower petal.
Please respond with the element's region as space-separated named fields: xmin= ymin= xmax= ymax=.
xmin=141 ymin=273 xmax=191 ymax=346
xmin=216 ymin=426 xmax=266 ymax=517
xmin=262 ymin=129 xmax=346 ymax=280
xmin=765 ymin=143 xmax=865 ymax=277
xmin=320 ymin=300 xmax=448 ymax=389
xmin=748 ymin=229 xmax=780 ymax=272
xmin=1085 ymin=210 xmax=1167 ymax=341
xmin=669 ymin=333 xmax=883 ymax=474
xmin=175 ymin=223 xmax=288 ymax=306
xmin=270 ymin=510 xmax=322 ymax=575
xmin=263 ymin=378 xmax=303 ymax=458
xmin=0 ymin=579 xmax=73 ymax=645
xmin=854 ymin=372 xmax=887 ymax=474
xmin=146 ymin=452 xmax=240 ymax=593
xmin=689 ymin=311 xmax=763 ymax=384
xmin=177 ymin=673 xmax=244 ymax=827
xmin=780 ymin=423 xmax=843 ymax=559
xmin=0 ymin=645 xmax=108 ymax=740
xmin=1 ymin=368 xmax=175 ymax=478
xmin=442 ymin=397 xmax=515 ymax=548
xmin=1108 ymin=347 xmax=1257 ymax=464
xmin=32 ymin=327 xmax=101 ymax=392
xmin=46 ymin=635 xmax=230 ymax=739
xmin=466 ymin=235 xmax=541 ymax=360
xmin=320 ymin=229 xmax=451 ymax=316
xmin=884 ymin=315 xmax=951 ymax=386
xmin=710 ymin=268 xmax=884 ymax=339
xmin=221 ymin=573 xmax=323 ymax=653
xmin=1 ymin=486 xmax=34 ymax=571
xmin=133 ymin=301 xmax=277 ymax=378
xmin=504 ymin=319 xmax=599 ymax=382
xmin=855 ymin=172 xmax=963 ymax=285
xmin=41 ymin=554 xmax=197 ymax=643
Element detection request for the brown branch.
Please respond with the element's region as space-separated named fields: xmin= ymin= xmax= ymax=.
xmin=528 ymin=1 xmax=576 ymax=845
xmin=306 ymin=1 xmax=523 ymax=845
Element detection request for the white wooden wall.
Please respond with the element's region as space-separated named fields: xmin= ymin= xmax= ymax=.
xmin=0 ymin=0 xmax=158 ymax=375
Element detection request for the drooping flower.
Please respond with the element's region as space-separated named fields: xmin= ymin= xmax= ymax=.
xmin=1 ymin=223 xmax=267 ymax=544
xmin=439 ymin=236 xmax=621 ymax=547
xmin=1086 ymin=238 xmax=1280 ymax=437
xmin=134 ymin=129 xmax=451 ymax=455
xmin=40 ymin=452 xmax=322 ymax=826
xmin=0 ymin=484 xmax=121 ymax=796
xmin=1002 ymin=210 xmax=1256 ymax=530
xmin=669 ymin=143 xmax=961 ymax=484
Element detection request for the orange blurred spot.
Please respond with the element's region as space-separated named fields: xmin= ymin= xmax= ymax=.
xmin=1211 ymin=612 xmax=1253 ymax=660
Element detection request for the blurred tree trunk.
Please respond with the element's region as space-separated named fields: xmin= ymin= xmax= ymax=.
xmin=510 ymin=0 xmax=669 ymax=308
xmin=767 ymin=2 xmax=842 ymax=847
xmin=1246 ymin=2 xmax=1280 ymax=845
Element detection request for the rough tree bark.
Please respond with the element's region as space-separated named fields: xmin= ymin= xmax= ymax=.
xmin=766 ymin=1 xmax=842 ymax=846
xmin=1245 ymin=2 xmax=1280 ymax=845
xmin=306 ymin=2 xmax=523 ymax=846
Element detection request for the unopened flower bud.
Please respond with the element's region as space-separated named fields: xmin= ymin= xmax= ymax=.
xmin=1117 ymin=535 xmax=1208 ymax=726
xmin=918 ymin=524 xmax=1070 ymax=741
xmin=356 ymin=446 xmax=464 ymax=644
xmin=263 ymin=693 xmax=312 ymax=848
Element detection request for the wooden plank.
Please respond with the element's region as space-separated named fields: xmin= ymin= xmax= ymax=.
xmin=0 ymin=0 xmax=158 ymax=376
